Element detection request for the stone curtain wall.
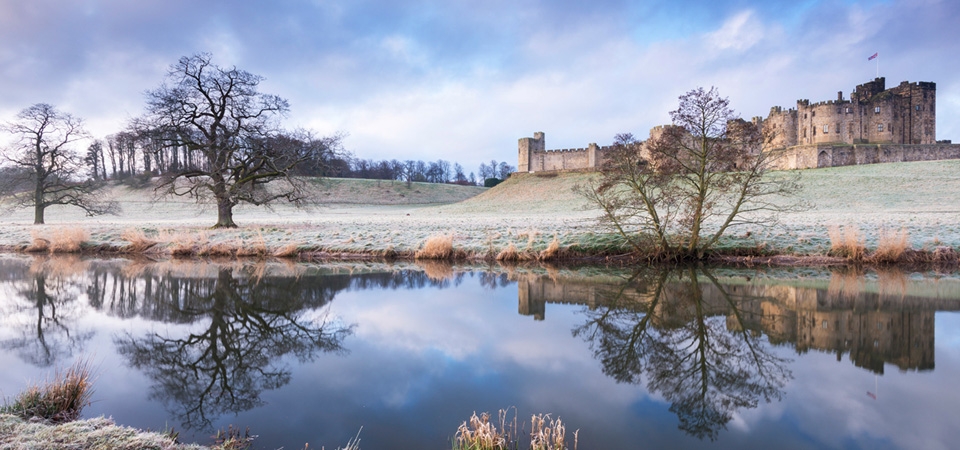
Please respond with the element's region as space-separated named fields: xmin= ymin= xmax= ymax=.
xmin=518 ymin=132 xmax=612 ymax=172
xmin=774 ymin=143 xmax=960 ymax=170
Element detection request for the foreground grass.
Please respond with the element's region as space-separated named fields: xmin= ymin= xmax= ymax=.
xmin=0 ymin=160 xmax=958 ymax=265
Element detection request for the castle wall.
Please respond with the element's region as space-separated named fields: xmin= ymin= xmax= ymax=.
xmin=774 ymin=143 xmax=960 ymax=169
xmin=518 ymin=132 xmax=614 ymax=172
xmin=519 ymin=79 xmax=951 ymax=172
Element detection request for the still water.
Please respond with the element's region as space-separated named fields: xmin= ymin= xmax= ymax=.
xmin=1 ymin=256 xmax=959 ymax=449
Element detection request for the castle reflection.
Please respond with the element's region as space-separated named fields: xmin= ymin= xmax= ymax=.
xmin=518 ymin=268 xmax=948 ymax=374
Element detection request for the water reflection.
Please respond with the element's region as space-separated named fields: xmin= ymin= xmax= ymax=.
xmin=109 ymin=264 xmax=354 ymax=430
xmin=566 ymin=267 xmax=791 ymax=440
xmin=0 ymin=257 xmax=94 ymax=367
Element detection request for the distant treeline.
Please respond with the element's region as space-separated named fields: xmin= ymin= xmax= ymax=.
xmin=79 ymin=131 xmax=514 ymax=187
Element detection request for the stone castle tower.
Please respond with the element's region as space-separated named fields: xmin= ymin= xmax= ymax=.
xmin=761 ymin=77 xmax=937 ymax=148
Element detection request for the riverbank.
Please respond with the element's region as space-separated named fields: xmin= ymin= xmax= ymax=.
xmin=0 ymin=160 xmax=958 ymax=266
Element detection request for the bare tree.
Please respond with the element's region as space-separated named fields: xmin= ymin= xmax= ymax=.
xmin=0 ymin=103 xmax=116 ymax=224
xmin=578 ymin=87 xmax=804 ymax=260
xmin=134 ymin=53 xmax=340 ymax=228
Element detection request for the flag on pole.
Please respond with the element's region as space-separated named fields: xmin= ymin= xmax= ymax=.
xmin=868 ymin=52 xmax=878 ymax=61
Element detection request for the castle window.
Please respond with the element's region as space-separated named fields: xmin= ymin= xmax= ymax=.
xmin=848 ymin=123 xmax=854 ymax=134
xmin=875 ymin=106 xmax=881 ymax=114
xmin=846 ymin=107 xmax=852 ymax=113
xmin=823 ymin=125 xmax=829 ymax=133
xmin=802 ymin=128 xmax=807 ymax=137
xmin=837 ymin=108 xmax=841 ymax=114
xmin=916 ymin=105 xmax=921 ymax=111
xmin=878 ymin=123 xmax=884 ymax=132
xmin=811 ymin=111 xmax=816 ymax=117
xmin=822 ymin=320 xmax=828 ymax=329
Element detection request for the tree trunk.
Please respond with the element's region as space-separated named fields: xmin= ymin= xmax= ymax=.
xmin=214 ymin=197 xmax=237 ymax=228
xmin=34 ymin=186 xmax=44 ymax=225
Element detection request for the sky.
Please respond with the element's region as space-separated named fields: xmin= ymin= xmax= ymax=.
xmin=1 ymin=0 xmax=959 ymax=173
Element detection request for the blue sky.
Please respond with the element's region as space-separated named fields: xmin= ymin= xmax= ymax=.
xmin=1 ymin=0 xmax=958 ymax=172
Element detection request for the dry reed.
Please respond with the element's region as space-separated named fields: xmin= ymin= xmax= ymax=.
xmin=48 ymin=228 xmax=90 ymax=254
xmin=120 ymin=228 xmax=158 ymax=253
xmin=24 ymin=230 xmax=50 ymax=253
xmin=870 ymin=228 xmax=910 ymax=263
xmin=539 ymin=237 xmax=562 ymax=261
xmin=415 ymin=234 xmax=454 ymax=260
xmin=2 ymin=359 xmax=95 ymax=424
xmin=828 ymin=225 xmax=865 ymax=260
xmin=454 ymin=411 xmax=510 ymax=450
xmin=236 ymin=231 xmax=268 ymax=257
xmin=496 ymin=242 xmax=520 ymax=262
xmin=530 ymin=413 xmax=577 ymax=450
xmin=273 ymin=242 xmax=302 ymax=258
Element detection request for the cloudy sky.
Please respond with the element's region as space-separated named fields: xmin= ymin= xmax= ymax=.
xmin=1 ymin=0 xmax=958 ymax=172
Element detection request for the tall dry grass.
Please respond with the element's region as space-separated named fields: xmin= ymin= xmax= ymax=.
xmin=120 ymin=228 xmax=158 ymax=253
xmin=827 ymin=225 xmax=865 ymax=260
xmin=539 ymin=237 xmax=562 ymax=261
xmin=2 ymin=359 xmax=95 ymax=423
xmin=416 ymin=234 xmax=455 ymax=260
xmin=870 ymin=228 xmax=910 ymax=263
xmin=454 ymin=410 xmax=513 ymax=450
xmin=24 ymin=228 xmax=89 ymax=254
xmin=530 ymin=414 xmax=577 ymax=450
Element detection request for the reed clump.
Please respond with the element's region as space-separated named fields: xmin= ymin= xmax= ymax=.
xmin=530 ymin=413 xmax=577 ymax=450
xmin=454 ymin=411 xmax=511 ymax=450
xmin=120 ymin=228 xmax=158 ymax=253
xmin=1 ymin=360 xmax=94 ymax=424
xmin=827 ymin=225 xmax=865 ymax=260
xmin=869 ymin=228 xmax=910 ymax=263
xmin=416 ymin=234 xmax=455 ymax=260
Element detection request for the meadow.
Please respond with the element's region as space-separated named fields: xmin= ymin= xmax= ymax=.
xmin=0 ymin=159 xmax=958 ymax=262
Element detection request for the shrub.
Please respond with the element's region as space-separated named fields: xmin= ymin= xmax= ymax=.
xmin=483 ymin=178 xmax=502 ymax=188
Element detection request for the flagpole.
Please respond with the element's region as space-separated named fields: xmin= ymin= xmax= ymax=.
xmin=876 ymin=53 xmax=879 ymax=78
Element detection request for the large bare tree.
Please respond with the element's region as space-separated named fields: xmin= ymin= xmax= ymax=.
xmin=578 ymin=87 xmax=804 ymax=260
xmin=0 ymin=103 xmax=115 ymax=224
xmin=135 ymin=53 xmax=339 ymax=228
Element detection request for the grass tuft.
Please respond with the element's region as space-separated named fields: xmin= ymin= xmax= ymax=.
xmin=828 ymin=225 xmax=865 ymax=260
xmin=2 ymin=359 xmax=95 ymax=424
xmin=120 ymin=228 xmax=158 ymax=253
xmin=539 ymin=237 xmax=562 ymax=261
xmin=416 ymin=235 xmax=454 ymax=260
xmin=496 ymin=242 xmax=520 ymax=262
xmin=870 ymin=227 xmax=910 ymax=263
xmin=530 ymin=413 xmax=577 ymax=450
xmin=453 ymin=411 xmax=509 ymax=450
xmin=48 ymin=228 xmax=90 ymax=254
xmin=273 ymin=242 xmax=302 ymax=258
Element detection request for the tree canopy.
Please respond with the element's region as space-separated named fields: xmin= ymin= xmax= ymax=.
xmin=135 ymin=53 xmax=342 ymax=228
xmin=0 ymin=103 xmax=116 ymax=224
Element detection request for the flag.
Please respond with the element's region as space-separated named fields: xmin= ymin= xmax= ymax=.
xmin=867 ymin=391 xmax=877 ymax=400
xmin=868 ymin=52 xmax=878 ymax=61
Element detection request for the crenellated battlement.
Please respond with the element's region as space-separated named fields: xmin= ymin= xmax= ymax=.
xmin=519 ymin=78 xmax=955 ymax=172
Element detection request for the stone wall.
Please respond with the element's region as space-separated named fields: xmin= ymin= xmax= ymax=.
xmin=518 ymin=132 xmax=613 ymax=172
xmin=774 ymin=143 xmax=960 ymax=169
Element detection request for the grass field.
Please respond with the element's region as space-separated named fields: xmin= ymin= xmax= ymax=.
xmin=0 ymin=159 xmax=958 ymax=259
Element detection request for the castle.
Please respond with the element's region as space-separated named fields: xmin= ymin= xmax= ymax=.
xmin=518 ymin=77 xmax=960 ymax=172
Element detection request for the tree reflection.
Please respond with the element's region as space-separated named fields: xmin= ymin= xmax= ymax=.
xmin=114 ymin=265 xmax=353 ymax=430
xmin=0 ymin=257 xmax=93 ymax=367
xmin=574 ymin=267 xmax=791 ymax=440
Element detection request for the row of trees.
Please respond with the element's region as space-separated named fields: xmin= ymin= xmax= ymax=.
xmin=325 ymin=157 xmax=514 ymax=186
xmin=0 ymin=53 xmax=514 ymax=228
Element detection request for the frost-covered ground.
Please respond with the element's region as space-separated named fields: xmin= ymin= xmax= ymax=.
xmin=0 ymin=159 xmax=958 ymax=257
